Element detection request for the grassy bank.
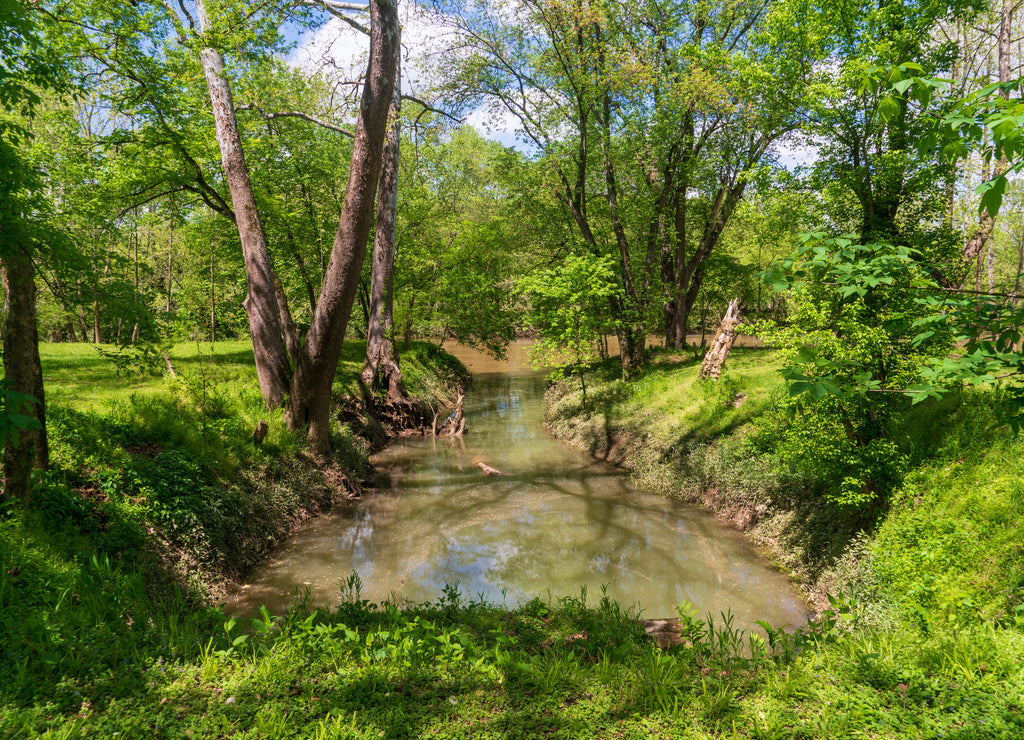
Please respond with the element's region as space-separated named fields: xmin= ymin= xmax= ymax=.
xmin=541 ymin=345 xmax=1024 ymax=735
xmin=3 ymin=342 xmax=1024 ymax=738
xmin=545 ymin=347 xmax=1024 ymax=622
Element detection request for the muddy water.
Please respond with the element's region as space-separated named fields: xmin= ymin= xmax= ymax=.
xmin=226 ymin=341 xmax=806 ymax=627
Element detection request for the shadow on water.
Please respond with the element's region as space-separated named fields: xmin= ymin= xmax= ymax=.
xmin=226 ymin=342 xmax=807 ymax=628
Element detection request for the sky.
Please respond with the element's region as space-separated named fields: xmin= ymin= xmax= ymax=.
xmin=284 ymin=1 xmax=814 ymax=167
xmin=285 ymin=1 xmax=539 ymax=151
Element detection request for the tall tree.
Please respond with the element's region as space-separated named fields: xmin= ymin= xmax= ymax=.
xmin=1 ymin=0 xmax=65 ymax=501
xmin=285 ymin=0 xmax=400 ymax=454
xmin=361 ymin=41 xmax=407 ymax=404
xmin=194 ymin=0 xmax=292 ymax=407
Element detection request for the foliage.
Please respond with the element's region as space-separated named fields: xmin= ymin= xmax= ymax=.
xmin=520 ymin=253 xmax=621 ymax=403
xmin=392 ymin=125 xmax=522 ymax=357
xmin=0 ymin=383 xmax=41 ymax=451
xmin=930 ymin=77 xmax=1024 ymax=218
xmin=753 ymin=234 xmax=954 ymax=506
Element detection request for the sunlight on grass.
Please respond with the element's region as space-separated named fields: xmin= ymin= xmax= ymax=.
xmin=40 ymin=340 xmax=370 ymax=413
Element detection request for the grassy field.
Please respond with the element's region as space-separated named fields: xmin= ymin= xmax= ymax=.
xmin=42 ymin=340 xmax=367 ymax=412
xmin=2 ymin=342 xmax=1024 ymax=738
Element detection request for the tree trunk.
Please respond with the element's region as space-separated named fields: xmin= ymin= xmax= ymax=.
xmin=286 ymin=0 xmax=400 ymax=455
xmin=93 ymin=254 xmax=109 ymax=343
xmin=597 ymin=50 xmax=645 ymax=377
xmin=670 ymin=182 xmax=746 ymax=345
xmin=699 ymin=298 xmax=741 ymax=380
xmin=957 ymin=0 xmax=1012 ymax=287
xmin=210 ymin=239 xmax=216 ymax=343
xmin=274 ymin=274 xmax=302 ymax=368
xmin=285 ymin=229 xmax=318 ymax=315
xmin=196 ymin=0 xmax=291 ymax=408
xmin=165 ymin=219 xmax=174 ymax=313
xmin=361 ymin=45 xmax=407 ymax=404
xmin=2 ymin=247 xmax=48 ymax=504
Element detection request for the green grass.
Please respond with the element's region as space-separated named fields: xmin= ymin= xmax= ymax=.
xmin=40 ymin=339 xmax=398 ymax=411
xmin=5 ymin=341 xmax=1024 ymax=737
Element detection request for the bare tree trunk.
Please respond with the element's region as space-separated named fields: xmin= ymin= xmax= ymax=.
xmin=165 ymin=219 xmax=174 ymax=313
xmin=2 ymin=248 xmax=48 ymax=504
xmin=285 ymin=229 xmax=318 ymax=315
xmin=274 ymin=274 xmax=302 ymax=368
xmin=93 ymin=255 xmax=109 ymax=344
xmin=1015 ymin=227 xmax=1024 ymax=306
xmin=699 ymin=298 xmax=741 ymax=380
xmin=988 ymin=241 xmax=995 ymax=293
xmin=669 ymin=182 xmax=746 ymax=348
xmin=958 ymin=0 xmax=1013 ymax=287
xmin=210 ymin=239 xmax=216 ymax=344
xmin=286 ymin=0 xmax=400 ymax=455
xmin=196 ymin=0 xmax=291 ymax=407
xmin=362 ymin=45 xmax=407 ymax=404
xmin=597 ymin=63 xmax=646 ymax=377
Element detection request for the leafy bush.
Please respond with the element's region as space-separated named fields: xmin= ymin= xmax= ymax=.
xmin=754 ymin=235 xmax=955 ymax=508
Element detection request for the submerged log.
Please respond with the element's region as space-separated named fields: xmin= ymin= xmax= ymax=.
xmin=477 ymin=461 xmax=501 ymax=476
xmin=699 ymin=298 xmax=741 ymax=380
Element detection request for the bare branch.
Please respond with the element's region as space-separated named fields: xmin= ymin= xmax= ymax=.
xmin=237 ymin=102 xmax=355 ymax=137
xmin=401 ymin=94 xmax=463 ymax=125
xmin=301 ymin=0 xmax=369 ymax=34
xmin=116 ymin=186 xmax=188 ymax=218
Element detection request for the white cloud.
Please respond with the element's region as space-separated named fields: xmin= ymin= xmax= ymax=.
xmin=290 ymin=1 xmax=533 ymax=149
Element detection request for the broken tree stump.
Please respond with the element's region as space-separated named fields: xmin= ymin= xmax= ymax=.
xmin=436 ymin=389 xmax=466 ymax=437
xmin=699 ymin=297 xmax=741 ymax=381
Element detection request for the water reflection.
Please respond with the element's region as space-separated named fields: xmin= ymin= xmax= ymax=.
xmin=226 ymin=342 xmax=807 ymax=628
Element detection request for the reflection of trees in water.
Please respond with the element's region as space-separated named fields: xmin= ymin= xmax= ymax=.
xmin=230 ymin=362 xmax=805 ymax=624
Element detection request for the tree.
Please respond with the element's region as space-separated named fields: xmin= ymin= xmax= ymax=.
xmin=361 ymin=22 xmax=406 ymax=404
xmin=1 ymin=0 xmax=66 ymax=501
xmin=441 ymin=0 xmax=818 ymax=372
xmin=520 ymin=252 xmax=620 ymax=409
xmin=193 ymin=0 xmax=293 ymax=406
xmin=285 ymin=0 xmax=400 ymax=454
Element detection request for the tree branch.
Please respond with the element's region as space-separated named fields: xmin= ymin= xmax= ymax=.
xmin=301 ymin=0 xmax=370 ymax=34
xmin=237 ymin=102 xmax=355 ymax=137
xmin=401 ymin=94 xmax=463 ymax=125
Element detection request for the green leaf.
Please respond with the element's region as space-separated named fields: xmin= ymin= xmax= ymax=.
xmin=977 ymin=176 xmax=1007 ymax=217
xmin=877 ymin=96 xmax=901 ymax=124
xmin=892 ymin=78 xmax=914 ymax=95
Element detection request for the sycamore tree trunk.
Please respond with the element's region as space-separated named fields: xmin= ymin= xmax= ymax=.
xmin=195 ymin=0 xmax=291 ymax=408
xmin=361 ymin=43 xmax=407 ymax=404
xmin=958 ymin=0 xmax=1013 ymax=287
xmin=2 ymin=246 xmax=48 ymax=504
xmin=286 ymin=0 xmax=400 ymax=455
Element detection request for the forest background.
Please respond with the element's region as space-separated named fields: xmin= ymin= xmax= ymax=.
xmin=4 ymin=1 xmax=1024 ymax=737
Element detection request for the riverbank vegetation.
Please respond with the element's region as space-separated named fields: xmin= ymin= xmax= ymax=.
xmin=5 ymin=0 xmax=1024 ymax=735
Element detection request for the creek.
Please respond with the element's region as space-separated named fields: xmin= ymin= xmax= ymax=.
xmin=226 ymin=341 xmax=807 ymax=628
